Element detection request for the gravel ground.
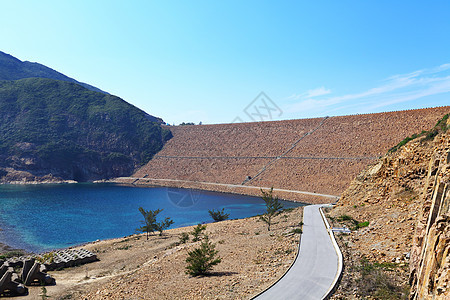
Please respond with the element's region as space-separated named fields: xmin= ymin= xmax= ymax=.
xmin=11 ymin=207 xmax=303 ymax=300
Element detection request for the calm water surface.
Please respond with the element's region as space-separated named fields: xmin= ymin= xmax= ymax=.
xmin=0 ymin=184 xmax=304 ymax=253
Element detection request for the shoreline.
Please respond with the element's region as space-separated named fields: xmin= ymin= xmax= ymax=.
xmin=0 ymin=183 xmax=308 ymax=256
xmin=111 ymin=177 xmax=339 ymax=204
xmin=0 ymin=241 xmax=27 ymax=256
xmin=0 ymin=179 xmax=78 ymax=185
xmin=1 ymin=177 xmax=339 ymax=204
xmin=2 ymin=207 xmax=305 ymax=299
xmin=46 ymin=206 xmax=304 ymax=299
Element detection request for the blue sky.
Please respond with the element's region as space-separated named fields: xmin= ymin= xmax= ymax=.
xmin=1 ymin=1 xmax=449 ymax=124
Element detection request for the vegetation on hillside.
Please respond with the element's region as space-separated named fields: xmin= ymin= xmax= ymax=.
xmin=0 ymin=78 xmax=172 ymax=181
xmin=137 ymin=207 xmax=174 ymax=239
xmin=0 ymin=50 xmax=107 ymax=93
xmin=388 ymin=113 xmax=449 ymax=153
xmin=185 ymin=234 xmax=222 ymax=276
xmin=260 ymin=188 xmax=283 ymax=231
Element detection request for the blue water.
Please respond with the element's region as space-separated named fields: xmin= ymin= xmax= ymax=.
xmin=0 ymin=184 xmax=304 ymax=253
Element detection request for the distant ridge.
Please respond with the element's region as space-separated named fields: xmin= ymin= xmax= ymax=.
xmin=0 ymin=78 xmax=172 ymax=183
xmin=0 ymin=51 xmax=106 ymax=94
xmin=0 ymin=51 xmax=172 ymax=183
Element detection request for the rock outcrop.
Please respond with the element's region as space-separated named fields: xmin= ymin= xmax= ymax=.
xmin=328 ymin=113 xmax=449 ymax=299
xmin=410 ymin=132 xmax=450 ymax=299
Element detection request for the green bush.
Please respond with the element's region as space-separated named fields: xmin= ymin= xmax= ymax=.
xmin=179 ymin=232 xmax=190 ymax=244
xmin=357 ymin=258 xmax=408 ymax=299
xmin=356 ymin=221 xmax=370 ymax=229
xmin=191 ymin=224 xmax=207 ymax=242
xmin=337 ymin=214 xmax=354 ymax=222
xmin=185 ymin=236 xmax=221 ymax=276
xmin=208 ymin=208 xmax=230 ymax=222
xmin=0 ymin=250 xmax=25 ymax=260
xmin=155 ymin=217 xmax=174 ymax=236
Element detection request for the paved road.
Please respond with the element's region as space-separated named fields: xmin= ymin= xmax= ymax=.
xmin=255 ymin=204 xmax=339 ymax=300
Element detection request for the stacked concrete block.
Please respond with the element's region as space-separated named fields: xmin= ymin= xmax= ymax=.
xmin=43 ymin=249 xmax=98 ymax=270
xmin=0 ymin=263 xmax=27 ymax=296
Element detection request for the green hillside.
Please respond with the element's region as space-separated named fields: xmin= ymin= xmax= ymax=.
xmin=0 ymin=51 xmax=106 ymax=93
xmin=0 ymin=78 xmax=172 ymax=182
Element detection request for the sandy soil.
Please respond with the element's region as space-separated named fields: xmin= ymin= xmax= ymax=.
xmin=8 ymin=207 xmax=303 ymax=300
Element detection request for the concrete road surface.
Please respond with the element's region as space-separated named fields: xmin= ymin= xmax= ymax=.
xmin=254 ymin=204 xmax=339 ymax=300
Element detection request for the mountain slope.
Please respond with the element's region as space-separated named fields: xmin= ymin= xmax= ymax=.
xmin=0 ymin=51 xmax=105 ymax=93
xmin=327 ymin=113 xmax=449 ymax=299
xmin=0 ymin=78 xmax=172 ymax=182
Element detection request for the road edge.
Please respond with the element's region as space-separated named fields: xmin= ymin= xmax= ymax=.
xmin=250 ymin=206 xmax=306 ymax=299
xmin=319 ymin=205 xmax=344 ymax=300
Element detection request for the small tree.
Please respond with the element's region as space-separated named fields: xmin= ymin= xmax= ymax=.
xmin=185 ymin=236 xmax=221 ymax=276
xmin=191 ymin=224 xmax=207 ymax=242
xmin=208 ymin=208 xmax=230 ymax=222
xmin=155 ymin=217 xmax=174 ymax=236
xmin=179 ymin=232 xmax=190 ymax=244
xmin=136 ymin=207 xmax=166 ymax=240
xmin=260 ymin=188 xmax=283 ymax=231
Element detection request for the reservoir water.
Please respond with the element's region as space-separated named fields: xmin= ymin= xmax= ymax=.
xmin=0 ymin=184 xmax=304 ymax=253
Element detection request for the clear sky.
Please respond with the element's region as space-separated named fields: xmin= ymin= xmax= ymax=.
xmin=1 ymin=1 xmax=449 ymax=124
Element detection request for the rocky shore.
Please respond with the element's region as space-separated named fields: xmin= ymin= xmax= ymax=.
xmin=0 ymin=242 xmax=25 ymax=255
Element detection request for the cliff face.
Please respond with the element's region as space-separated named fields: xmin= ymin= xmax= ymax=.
xmin=328 ymin=114 xmax=449 ymax=298
xmin=410 ymin=133 xmax=450 ymax=299
xmin=331 ymin=130 xmax=433 ymax=263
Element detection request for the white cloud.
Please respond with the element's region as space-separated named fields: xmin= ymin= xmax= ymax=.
xmin=287 ymin=86 xmax=331 ymax=100
xmin=283 ymin=64 xmax=450 ymax=117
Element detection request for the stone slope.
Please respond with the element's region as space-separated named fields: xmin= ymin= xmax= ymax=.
xmin=135 ymin=106 xmax=450 ymax=199
xmin=328 ymin=114 xmax=449 ymax=299
xmin=409 ymin=133 xmax=450 ymax=299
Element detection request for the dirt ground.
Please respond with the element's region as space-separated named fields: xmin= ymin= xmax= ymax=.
xmin=8 ymin=207 xmax=303 ymax=300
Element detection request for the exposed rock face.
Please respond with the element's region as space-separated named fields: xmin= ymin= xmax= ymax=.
xmin=330 ymin=132 xmax=433 ymax=264
xmin=329 ymin=115 xmax=449 ymax=299
xmin=410 ymin=133 xmax=450 ymax=299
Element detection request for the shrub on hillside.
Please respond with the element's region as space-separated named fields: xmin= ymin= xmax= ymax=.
xmin=185 ymin=236 xmax=221 ymax=276
xmin=260 ymin=188 xmax=283 ymax=231
xmin=191 ymin=224 xmax=207 ymax=242
xmin=208 ymin=208 xmax=230 ymax=222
